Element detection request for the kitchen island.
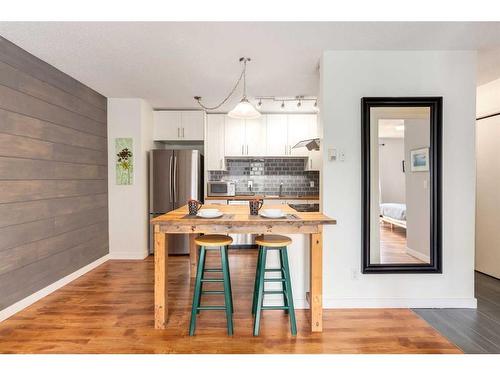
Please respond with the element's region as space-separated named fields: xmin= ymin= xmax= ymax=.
xmin=151 ymin=204 xmax=336 ymax=332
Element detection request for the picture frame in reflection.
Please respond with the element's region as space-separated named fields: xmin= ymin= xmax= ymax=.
xmin=410 ymin=147 xmax=429 ymax=172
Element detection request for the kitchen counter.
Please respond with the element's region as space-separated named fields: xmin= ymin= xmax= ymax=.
xmin=151 ymin=203 xmax=335 ymax=333
xmin=205 ymin=195 xmax=319 ymax=201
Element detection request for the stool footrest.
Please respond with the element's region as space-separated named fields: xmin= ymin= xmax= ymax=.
xmin=261 ymin=306 xmax=290 ymax=310
xmin=263 ymin=290 xmax=284 ymax=295
xmin=264 ymin=278 xmax=285 ymax=282
xmin=204 ymin=268 xmax=223 ymax=272
xmin=197 ymin=306 xmax=226 ymax=310
xmin=201 ymin=278 xmax=223 ymax=282
xmin=264 ymin=268 xmax=284 ymax=272
xmin=201 ymin=290 xmax=224 ymax=295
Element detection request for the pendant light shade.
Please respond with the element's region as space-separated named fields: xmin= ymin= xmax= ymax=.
xmin=195 ymin=57 xmax=261 ymax=119
xmin=228 ymin=98 xmax=261 ymax=119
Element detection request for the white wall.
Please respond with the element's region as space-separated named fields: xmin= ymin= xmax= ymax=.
xmin=108 ymin=98 xmax=154 ymax=259
xmin=476 ymin=79 xmax=500 ymax=278
xmin=319 ymin=50 xmax=477 ymax=308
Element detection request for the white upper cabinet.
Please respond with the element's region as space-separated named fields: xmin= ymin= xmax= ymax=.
xmin=153 ymin=110 xmax=205 ymax=141
xmin=209 ymin=113 xmax=318 ymax=160
xmin=181 ymin=111 xmax=205 ymax=140
xmin=288 ymin=114 xmax=317 ymax=157
xmin=266 ymin=114 xmax=288 ymax=156
xmin=206 ymin=114 xmax=226 ymax=170
xmin=245 ymin=116 xmax=267 ymax=156
xmin=224 ymin=117 xmax=246 ymax=156
xmin=153 ymin=111 xmax=182 ymax=140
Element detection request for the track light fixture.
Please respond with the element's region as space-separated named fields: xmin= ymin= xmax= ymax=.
xmin=281 ymin=101 xmax=285 ymax=110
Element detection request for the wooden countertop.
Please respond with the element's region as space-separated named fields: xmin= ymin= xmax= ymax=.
xmin=151 ymin=204 xmax=335 ymax=226
xmin=205 ymin=195 xmax=320 ymax=201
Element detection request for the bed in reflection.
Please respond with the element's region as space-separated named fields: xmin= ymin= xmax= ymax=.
xmin=380 ymin=203 xmax=406 ymax=229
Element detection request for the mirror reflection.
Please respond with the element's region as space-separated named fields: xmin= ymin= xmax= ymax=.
xmin=370 ymin=106 xmax=431 ymax=265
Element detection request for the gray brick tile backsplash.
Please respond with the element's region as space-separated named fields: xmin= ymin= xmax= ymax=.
xmin=208 ymin=158 xmax=319 ymax=196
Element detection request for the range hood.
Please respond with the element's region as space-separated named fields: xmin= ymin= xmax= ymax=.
xmin=292 ymin=138 xmax=320 ymax=151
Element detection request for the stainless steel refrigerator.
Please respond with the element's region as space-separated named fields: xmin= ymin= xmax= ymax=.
xmin=149 ymin=149 xmax=203 ymax=254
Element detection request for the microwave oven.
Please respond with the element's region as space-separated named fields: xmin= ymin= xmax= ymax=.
xmin=207 ymin=181 xmax=236 ymax=197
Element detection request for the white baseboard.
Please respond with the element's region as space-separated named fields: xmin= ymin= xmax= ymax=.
xmin=260 ymin=294 xmax=477 ymax=310
xmin=405 ymin=247 xmax=430 ymax=263
xmin=0 ymin=254 xmax=110 ymax=322
xmin=322 ymin=297 xmax=477 ymax=309
xmin=108 ymin=251 xmax=149 ymax=260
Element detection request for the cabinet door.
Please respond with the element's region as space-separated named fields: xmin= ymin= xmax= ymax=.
xmin=245 ymin=116 xmax=267 ymax=156
xmin=224 ymin=117 xmax=245 ymax=156
xmin=266 ymin=114 xmax=288 ymax=156
xmin=288 ymin=114 xmax=316 ymax=157
xmin=181 ymin=111 xmax=205 ymax=140
xmin=153 ymin=111 xmax=182 ymax=140
xmin=206 ymin=114 xmax=226 ymax=170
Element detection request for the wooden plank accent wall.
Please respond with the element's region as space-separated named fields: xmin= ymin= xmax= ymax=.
xmin=0 ymin=36 xmax=109 ymax=310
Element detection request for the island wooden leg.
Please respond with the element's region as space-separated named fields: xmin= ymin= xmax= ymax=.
xmin=310 ymin=230 xmax=323 ymax=332
xmin=154 ymin=227 xmax=168 ymax=329
xmin=189 ymin=233 xmax=198 ymax=277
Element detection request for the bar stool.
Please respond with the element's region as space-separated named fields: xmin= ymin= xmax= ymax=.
xmin=252 ymin=234 xmax=297 ymax=336
xmin=189 ymin=234 xmax=234 ymax=336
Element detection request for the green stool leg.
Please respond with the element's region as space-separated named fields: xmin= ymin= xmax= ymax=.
xmin=281 ymin=247 xmax=297 ymax=336
xmin=196 ymin=246 xmax=208 ymax=314
xmin=225 ymin=247 xmax=234 ymax=313
xmin=279 ymin=248 xmax=289 ymax=314
xmin=189 ymin=246 xmax=207 ymax=336
xmin=252 ymin=246 xmax=262 ymax=315
xmin=253 ymin=247 xmax=267 ymax=336
xmin=220 ymin=245 xmax=233 ymax=336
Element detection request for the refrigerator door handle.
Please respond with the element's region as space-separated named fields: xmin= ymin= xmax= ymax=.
xmin=169 ymin=155 xmax=173 ymax=202
xmin=173 ymin=155 xmax=177 ymax=202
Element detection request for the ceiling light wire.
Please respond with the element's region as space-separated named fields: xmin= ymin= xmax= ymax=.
xmin=194 ymin=57 xmax=249 ymax=111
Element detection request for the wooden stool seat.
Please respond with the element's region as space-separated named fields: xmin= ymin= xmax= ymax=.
xmin=255 ymin=234 xmax=292 ymax=247
xmin=195 ymin=234 xmax=233 ymax=247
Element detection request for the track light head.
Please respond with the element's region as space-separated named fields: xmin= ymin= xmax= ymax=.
xmin=297 ymin=100 xmax=302 ymax=108
xmin=280 ymin=101 xmax=285 ymax=110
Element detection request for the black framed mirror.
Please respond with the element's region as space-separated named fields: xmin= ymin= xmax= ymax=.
xmin=361 ymin=97 xmax=442 ymax=273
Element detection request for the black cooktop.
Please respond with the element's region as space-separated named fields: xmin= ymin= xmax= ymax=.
xmin=288 ymin=203 xmax=320 ymax=212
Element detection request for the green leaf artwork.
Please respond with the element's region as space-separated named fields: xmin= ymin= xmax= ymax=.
xmin=115 ymin=138 xmax=133 ymax=185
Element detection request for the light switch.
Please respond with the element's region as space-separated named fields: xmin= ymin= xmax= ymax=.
xmin=339 ymin=149 xmax=346 ymax=161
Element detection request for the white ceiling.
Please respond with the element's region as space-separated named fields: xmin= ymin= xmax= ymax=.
xmin=1 ymin=22 xmax=500 ymax=110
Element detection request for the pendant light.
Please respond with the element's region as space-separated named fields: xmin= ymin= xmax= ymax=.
xmin=194 ymin=57 xmax=261 ymax=120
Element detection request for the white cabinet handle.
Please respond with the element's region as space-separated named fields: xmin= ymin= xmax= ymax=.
xmin=220 ymin=159 xmax=223 ymax=169
xmin=246 ymin=144 xmax=249 ymax=155
xmin=284 ymin=144 xmax=287 ymax=155
xmin=310 ymin=159 xmax=312 ymax=169
xmin=242 ymin=145 xmax=244 ymax=155
xmin=182 ymin=127 xmax=185 ymax=138
xmin=177 ymin=127 xmax=180 ymax=138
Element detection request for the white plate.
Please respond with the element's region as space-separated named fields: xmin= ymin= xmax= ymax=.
xmin=259 ymin=211 xmax=286 ymax=219
xmin=196 ymin=211 xmax=223 ymax=219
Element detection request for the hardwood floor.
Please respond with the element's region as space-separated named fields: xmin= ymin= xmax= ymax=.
xmin=0 ymin=251 xmax=460 ymax=354
xmin=414 ymin=272 xmax=500 ymax=354
xmin=379 ymin=223 xmax=424 ymax=264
